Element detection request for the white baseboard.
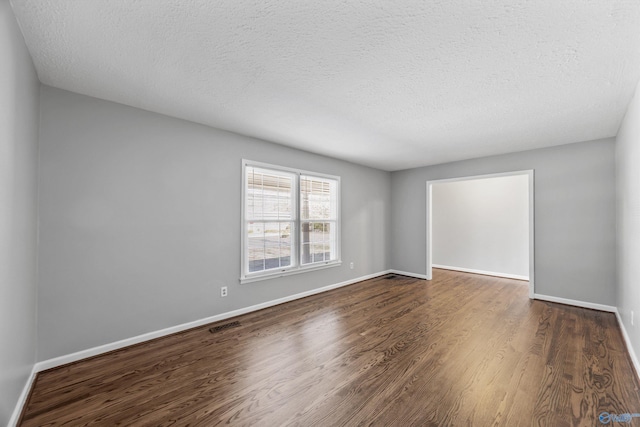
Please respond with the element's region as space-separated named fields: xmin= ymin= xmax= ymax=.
xmin=533 ymin=293 xmax=617 ymax=313
xmin=388 ymin=269 xmax=428 ymax=280
xmin=12 ymin=271 xmax=391 ymax=422
xmin=432 ymin=264 xmax=529 ymax=281
xmin=532 ymin=296 xmax=639 ymax=380
xmin=615 ymin=309 xmax=640 ymax=380
xmin=8 ymin=365 xmax=37 ymax=427
xmin=15 ymin=271 xmax=635 ymax=424
xmin=34 ymin=270 xmax=391 ymax=372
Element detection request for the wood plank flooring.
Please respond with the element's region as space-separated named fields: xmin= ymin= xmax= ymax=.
xmin=19 ymin=269 xmax=640 ymax=426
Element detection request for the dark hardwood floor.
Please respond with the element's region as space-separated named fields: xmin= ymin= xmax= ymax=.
xmin=19 ymin=269 xmax=640 ymax=426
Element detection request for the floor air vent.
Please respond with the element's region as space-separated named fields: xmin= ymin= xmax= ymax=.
xmin=209 ymin=321 xmax=241 ymax=333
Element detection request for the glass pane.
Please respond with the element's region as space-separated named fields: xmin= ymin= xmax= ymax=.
xmin=246 ymin=170 xmax=261 ymax=221
xmin=246 ymin=167 xmax=294 ymax=221
xmin=301 ymin=243 xmax=312 ymax=265
xmin=300 ymin=175 xmax=336 ymax=220
xmin=262 ymin=222 xmax=283 ymax=270
xmin=247 ymin=222 xmax=265 ymax=272
xmin=263 ymin=193 xmax=277 ymax=220
xmin=324 ymin=243 xmax=332 ymax=260
xmin=300 ymin=220 xmax=337 ymax=264
xmin=278 ymin=175 xmax=292 ymax=220
xmin=246 ymin=221 xmax=294 ymax=273
xmin=312 ymin=244 xmax=325 ymax=262
xmin=301 ymin=221 xmax=312 ymax=244
xmin=279 ymin=223 xmax=292 ymax=267
xmin=316 ymin=222 xmax=330 ymax=242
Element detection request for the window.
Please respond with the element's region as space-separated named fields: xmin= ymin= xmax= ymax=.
xmin=300 ymin=175 xmax=338 ymax=265
xmin=242 ymin=160 xmax=340 ymax=283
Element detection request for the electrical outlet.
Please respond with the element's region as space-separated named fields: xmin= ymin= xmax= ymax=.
xmin=350 ymin=262 xmax=354 ymax=269
xmin=632 ymin=310 xmax=634 ymax=326
xmin=221 ymin=286 xmax=228 ymax=297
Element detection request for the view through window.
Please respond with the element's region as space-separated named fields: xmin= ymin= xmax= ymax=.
xmin=243 ymin=162 xmax=340 ymax=282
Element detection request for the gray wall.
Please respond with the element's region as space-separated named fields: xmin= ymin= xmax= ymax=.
xmin=37 ymin=86 xmax=391 ymax=361
xmin=391 ymin=139 xmax=616 ymax=305
xmin=616 ymin=80 xmax=640 ymax=361
xmin=0 ymin=4 xmax=629 ymax=416
xmin=37 ymin=83 xmax=617 ymax=363
xmin=0 ymin=1 xmax=40 ymax=424
xmin=432 ymin=174 xmax=529 ymax=278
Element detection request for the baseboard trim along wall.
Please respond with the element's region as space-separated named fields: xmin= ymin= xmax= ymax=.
xmin=432 ymin=264 xmax=529 ymax=281
xmin=615 ymin=310 xmax=640 ymax=381
xmin=34 ymin=270 xmax=393 ymax=373
xmin=10 ymin=271 xmax=631 ymax=426
xmin=525 ymin=294 xmax=639 ymax=379
xmin=31 ymin=280 xmax=617 ymax=374
xmin=9 ymin=270 xmax=393 ymax=424
xmin=388 ymin=269 xmax=428 ymax=280
xmin=8 ymin=366 xmax=38 ymax=427
xmin=9 ymin=270 xmax=396 ymax=427
xmin=533 ymin=293 xmax=617 ymax=313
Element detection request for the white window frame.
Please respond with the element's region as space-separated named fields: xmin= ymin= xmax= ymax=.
xmin=241 ymin=159 xmax=341 ymax=284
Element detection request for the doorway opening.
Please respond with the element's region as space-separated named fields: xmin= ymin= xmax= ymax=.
xmin=426 ymin=170 xmax=534 ymax=298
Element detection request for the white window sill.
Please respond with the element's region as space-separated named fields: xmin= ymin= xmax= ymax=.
xmin=240 ymin=260 xmax=342 ymax=284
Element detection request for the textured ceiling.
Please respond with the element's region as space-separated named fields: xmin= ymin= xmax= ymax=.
xmin=10 ymin=0 xmax=640 ymax=171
